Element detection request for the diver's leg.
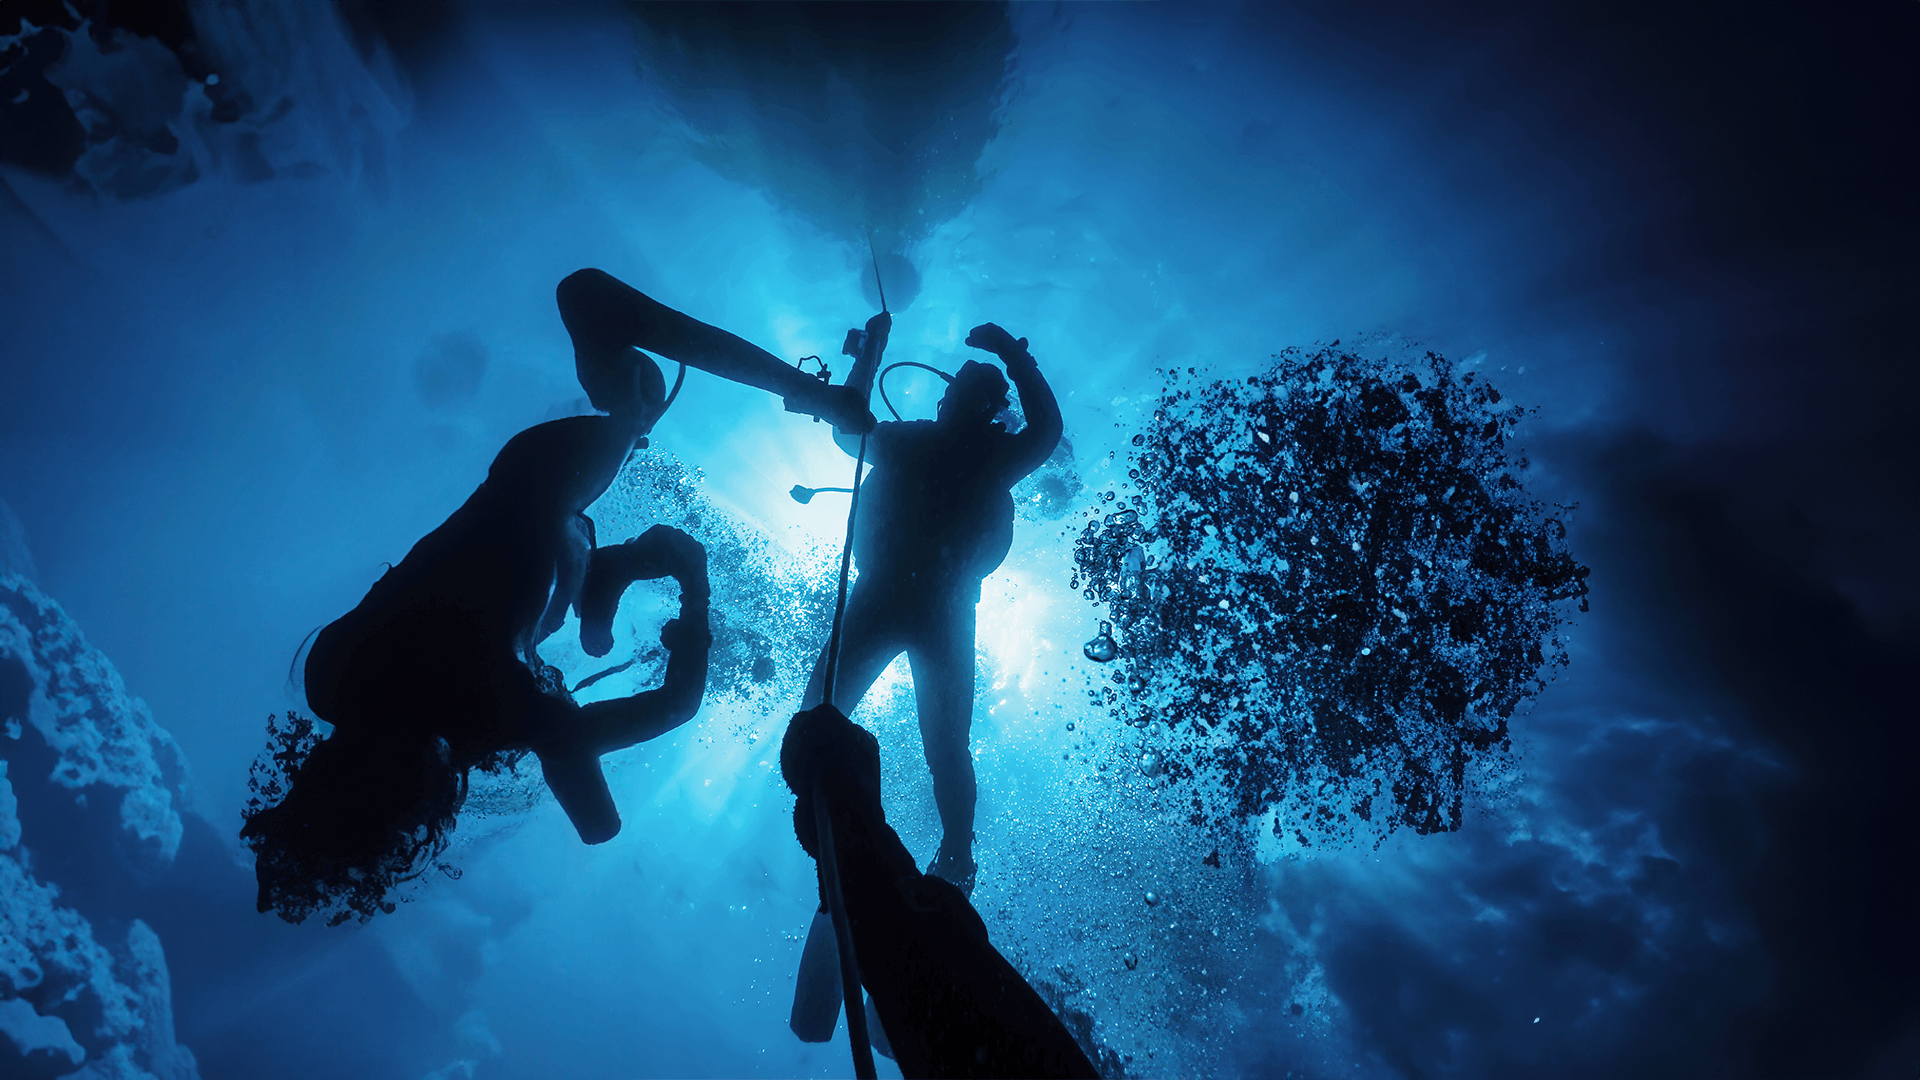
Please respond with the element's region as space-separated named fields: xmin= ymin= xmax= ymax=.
xmin=802 ymin=581 xmax=905 ymax=718
xmin=909 ymin=600 xmax=979 ymax=890
xmin=534 ymin=744 xmax=621 ymax=845
xmin=568 ymin=685 xmax=692 ymax=752
xmin=557 ymin=268 xmax=870 ymax=430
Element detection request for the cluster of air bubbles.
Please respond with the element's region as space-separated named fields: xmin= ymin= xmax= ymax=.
xmin=1072 ymin=339 xmax=1589 ymax=846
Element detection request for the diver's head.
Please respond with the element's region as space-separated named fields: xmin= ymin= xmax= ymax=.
xmin=936 ymin=360 xmax=1010 ymax=428
xmin=241 ymin=724 xmax=466 ymax=925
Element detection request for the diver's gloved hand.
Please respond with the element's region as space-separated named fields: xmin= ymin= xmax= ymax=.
xmin=628 ymin=524 xmax=711 ymax=599
xmin=781 ymin=704 xmax=885 ymax=860
xmin=652 ymin=525 xmax=711 ymax=601
xmin=785 ymin=382 xmax=877 ymax=435
xmin=966 ymin=322 xmax=1032 ymax=366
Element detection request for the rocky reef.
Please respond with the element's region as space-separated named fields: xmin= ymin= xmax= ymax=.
xmin=1 ymin=507 xmax=200 ymax=1079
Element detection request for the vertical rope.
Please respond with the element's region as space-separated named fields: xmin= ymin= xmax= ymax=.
xmin=819 ymin=430 xmax=869 ymax=707
xmin=814 ymin=236 xmax=886 ymax=1078
xmin=812 ymin=428 xmax=872 ymax=1078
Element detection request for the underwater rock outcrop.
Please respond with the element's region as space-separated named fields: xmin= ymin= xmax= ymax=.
xmin=1073 ymin=342 xmax=1589 ymax=846
xmin=1 ymin=568 xmax=200 ymax=1078
xmin=0 ymin=1 xmax=407 ymax=198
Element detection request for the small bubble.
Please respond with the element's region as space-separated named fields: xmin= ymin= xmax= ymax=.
xmin=1066 ymin=722 xmax=1075 ymax=731
xmin=1124 ymin=952 xmax=1139 ymax=970
xmin=1132 ymin=433 xmax=1145 ymax=446
xmin=1084 ymin=623 xmax=1118 ymax=663
xmin=1144 ymin=890 xmax=1159 ymax=906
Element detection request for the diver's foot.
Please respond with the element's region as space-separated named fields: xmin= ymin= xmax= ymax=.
xmin=784 ymin=382 xmax=876 ymax=435
xmin=927 ymin=844 xmax=977 ymax=896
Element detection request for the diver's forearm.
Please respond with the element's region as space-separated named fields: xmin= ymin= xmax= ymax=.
xmin=1005 ymin=352 xmax=1063 ymax=460
xmin=658 ymin=598 xmax=712 ymax=721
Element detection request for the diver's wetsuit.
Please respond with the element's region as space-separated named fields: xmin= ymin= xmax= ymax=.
xmin=805 ymin=334 xmax=1062 ymax=881
xmin=299 ymin=265 xmax=823 ymax=846
xmin=783 ymin=704 xmax=1099 ymax=1079
xmin=303 ymin=416 xmax=711 ymax=845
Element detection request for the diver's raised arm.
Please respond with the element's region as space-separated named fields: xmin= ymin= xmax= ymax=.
xmin=966 ymin=323 xmax=1062 ymax=480
xmin=557 ymin=268 xmax=874 ymax=432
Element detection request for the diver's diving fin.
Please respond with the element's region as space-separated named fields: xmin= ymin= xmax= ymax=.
xmin=790 ymin=907 xmax=843 ymax=1042
xmin=790 ymin=907 xmax=896 ymax=1060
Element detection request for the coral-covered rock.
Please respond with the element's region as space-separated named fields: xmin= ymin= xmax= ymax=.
xmin=1 ymin=570 xmax=200 ymax=1079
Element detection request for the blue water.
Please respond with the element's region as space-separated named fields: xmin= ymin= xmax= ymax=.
xmin=1 ymin=3 xmax=1913 ymax=1078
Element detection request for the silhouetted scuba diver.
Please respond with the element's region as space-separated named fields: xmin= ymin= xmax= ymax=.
xmin=245 ymin=268 xmax=871 ymax=923
xmin=803 ymin=316 xmax=1062 ymax=891
xmin=783 ymin=703 xmax=1099 ymax=1079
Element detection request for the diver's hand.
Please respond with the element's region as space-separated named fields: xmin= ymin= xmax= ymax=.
xmin=966 ymin=323 xmax=1032 ymax=365
xmin=641 ymin=524 xmax=709 ymax=599
xmin=624 ymin=525 xmax=709 ymax=596
xmin=786 ymin=382 xmax=877 ymax=436
xmin=781 ymin=704 xmax=885 ymax=860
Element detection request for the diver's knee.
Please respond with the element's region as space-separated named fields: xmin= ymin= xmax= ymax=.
xmin=557 ymin=267 xmax=616 ymax=307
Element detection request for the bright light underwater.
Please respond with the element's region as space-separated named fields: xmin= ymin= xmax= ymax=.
xmin=1 ymin=3 xmax=1914 ymax=1080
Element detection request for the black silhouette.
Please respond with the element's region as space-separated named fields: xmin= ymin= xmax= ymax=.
xmin=782 ymin=703 xmax=1099 ymax=1079
xmin=553 ymin=267 xmax=875 ymax=433
xmin=804 ymin=318 xmax=1062 ymax=890
xmin=244 ymin=267 xmax=847 ymax=924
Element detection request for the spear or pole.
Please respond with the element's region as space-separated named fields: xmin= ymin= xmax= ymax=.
xmin=867 ymin=229 xmax=889 ymax=316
